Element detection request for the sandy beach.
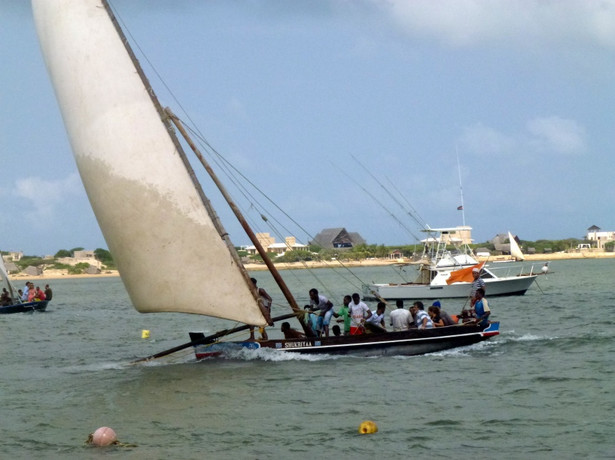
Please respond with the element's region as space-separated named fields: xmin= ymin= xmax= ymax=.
xmin=9 ymin=250 xmax=613 ymax=281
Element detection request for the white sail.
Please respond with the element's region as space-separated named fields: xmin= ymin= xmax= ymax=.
xmin=0 ymin=255 xmax=18 ymax=301
xmin=508 ymin=231 xmax=525 ymax=261
xmin=32 ymin=0 xmax=266 ymax=325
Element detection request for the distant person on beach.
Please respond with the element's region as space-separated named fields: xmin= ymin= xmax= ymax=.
xmin=348 ymin=293 xmax=371 ymax=335
xmin=249 ymin=278 xmax=272 ymax=340
xmin=281 ymin=322 xmax=306 ymax=339
xmin=44 ymin=284 xmax=53 ymax=301
xmin=410 ymin=301 xmax=433 ymax=330
xmin=390 ymin=300 xmax=412 ymax=331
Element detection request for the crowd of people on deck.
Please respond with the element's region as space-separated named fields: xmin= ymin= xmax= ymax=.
xmin=274 ymin=267 xmax=490 ymax=339
xmin=250 ymin=268 xmax=491 ymax=341
xmin=0 ymin=281 xmax=52 ymax=306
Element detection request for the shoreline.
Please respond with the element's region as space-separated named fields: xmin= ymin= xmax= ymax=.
xmin=10 ymin=250 xmax=614 ymax=281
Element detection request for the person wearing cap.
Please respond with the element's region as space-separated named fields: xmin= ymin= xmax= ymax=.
xmin=469 ymin=267 xmax=486 ymax=306
xmin=390 ymin=300 xmax=412 ymax=331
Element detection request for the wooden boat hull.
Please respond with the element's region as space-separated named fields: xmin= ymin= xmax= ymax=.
xmin=0 ymin=300 xmax=48 ymax=315
xmin=363 ymin=275 xmax=537 ymax=300
xmin=191 ymin=321 xmax=499 ymax=359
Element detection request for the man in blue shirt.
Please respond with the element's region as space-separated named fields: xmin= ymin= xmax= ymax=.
xmin=472 ymin=288 xmax=490 ymax=327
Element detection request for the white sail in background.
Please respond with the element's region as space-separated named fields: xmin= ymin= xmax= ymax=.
xmin=0 ymin=255 xmax=18 ymax=301
xmin=32 ymin=0 xmax=266 ymax=325
xmin=508 ymin=231 xmax=525 ymax=261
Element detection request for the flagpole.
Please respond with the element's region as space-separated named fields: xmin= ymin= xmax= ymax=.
xmin=456 ymin=146 xmax=466 ymax=227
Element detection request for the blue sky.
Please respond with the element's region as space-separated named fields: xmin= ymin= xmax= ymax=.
xmin=1 ymin=0 xmax=614 ymax=256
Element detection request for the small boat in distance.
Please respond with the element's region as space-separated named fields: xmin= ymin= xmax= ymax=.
xmin=0 ymin=256 xmax=48 ymax=315
xmin=33 ymin=0 xmax=499 ymax=359
xmin=363 ymin=227 xmax=538 ymax=301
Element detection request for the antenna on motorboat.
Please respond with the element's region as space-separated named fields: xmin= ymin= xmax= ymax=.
xmin=456 ymin=146 xmax=466 ymax=227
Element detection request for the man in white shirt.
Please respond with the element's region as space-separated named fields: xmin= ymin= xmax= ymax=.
xmin=348 ymin=293 xmax=371 ymax=335
xmin=390 ymin=300 xmax=413 ymax=331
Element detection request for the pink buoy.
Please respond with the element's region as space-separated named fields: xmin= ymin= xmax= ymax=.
xmin=91 ymin=427 xmax=117 ymax=446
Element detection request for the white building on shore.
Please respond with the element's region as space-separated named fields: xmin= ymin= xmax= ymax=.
xmin=244 ymin=233 xmax=308 ymax=256
xmin=586 ymin=225 xmax=615 ymax=249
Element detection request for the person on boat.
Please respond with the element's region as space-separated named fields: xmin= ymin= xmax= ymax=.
xmin=44 ymin=284 xmax=53 ymax=301
xmin=348 ymin=293 xmax=371 ymax=335
xmin=308 ymin=288 xmax=334 ymax=337
xmin=35 ymin=286 xmax=46 ymax=301
xmin=430 ymin=300 xmax=456 ymax=325
xmin=331 ymin=325 xmax=342 ymax=337
xmin=470 ymin=268 xmax=486 ymax=306
xmin=334 ymin=294 xmax=351 ymax=335
xmin=280 ymin=322 xmax=306 ymax=339
xmin=28 ymin=284 xmax=37 ymax=302
xmin=249 ymin=278 xmax=272 ymax=340
xmin=1 ymin=288 xmax=11 ymax=306
xmin=390 ymin=300 xmax=413 ymax=331
xmin=303 ymin=305 xmax=321 ymax=336
xmin=21 ymin=282 xmax=32 ymax=301
xmin=428 ymin=306 xmax=444 ymax=327
xmin=410 ymin=301 xmax=434 ymax=330
xmin=365 ymin=302 xmax=387 ymax=334
xmin=470 ymin=288 xmax=490 ymax=327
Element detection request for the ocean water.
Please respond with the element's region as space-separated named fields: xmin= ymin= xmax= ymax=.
xmin=1 ymin=258 xmax=614 ymax=459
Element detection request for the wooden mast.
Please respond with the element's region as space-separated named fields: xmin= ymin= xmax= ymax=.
xmin=166 ymin=110 xmax=315 ymax=337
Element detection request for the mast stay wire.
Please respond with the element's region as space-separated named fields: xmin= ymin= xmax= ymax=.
xmin=111 ymin=11 xmax=381 ymax=301
xmin=351 ymin=155 xmax=430 ymax=235
xmin=333 ymin=162 xmax=422 ymax=244
xmin=180 ymin=122 xmax=370 ymax=299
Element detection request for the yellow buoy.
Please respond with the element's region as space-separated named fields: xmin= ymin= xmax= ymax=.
xmin=358 ymin=420 xmax=378 ymax=434
xmin=141 ymin=330 xmax=150 ymax=339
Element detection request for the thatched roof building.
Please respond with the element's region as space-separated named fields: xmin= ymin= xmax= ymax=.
xmin=310 ymin=228 xmax=366 ymax=249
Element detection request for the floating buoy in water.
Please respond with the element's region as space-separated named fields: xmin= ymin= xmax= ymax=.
xmin=141 ymin=330 xmax=150 ymax=339
xmin=91 ymin=427 xmax=117 ymax=446
xmin=358 ymin=420 xmax=378 ymax=434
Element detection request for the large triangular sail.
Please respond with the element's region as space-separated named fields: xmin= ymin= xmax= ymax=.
xmin=32 ymin=0 xmax=267 ymax=325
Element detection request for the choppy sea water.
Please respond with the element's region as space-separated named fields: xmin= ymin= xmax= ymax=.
xmin=1 ymin=258 xmax=614 ymax=459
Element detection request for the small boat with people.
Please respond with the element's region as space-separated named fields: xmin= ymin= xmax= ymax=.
xmin=33 ymin=0 xmax=500 ymax=360
xmin=0 ymin=258 xmax=49 ymax=315
xmin=0 ymin=300 xmax=48 ymax=315
xmin=363 ymin=227 xmax=539 ymax=301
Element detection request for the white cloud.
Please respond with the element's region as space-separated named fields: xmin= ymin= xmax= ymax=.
xmin=374 ymin=0 xmax=615 ymax=48
xmin=526 ymin=116 xmax=586 ymax=155
xmin=13 ymin=173 xmax=83 ymax=219
xmin=460 ymin=116 xmax=586 ymax=157
xmin=459 ymin=122 xmax=516 ymax=155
